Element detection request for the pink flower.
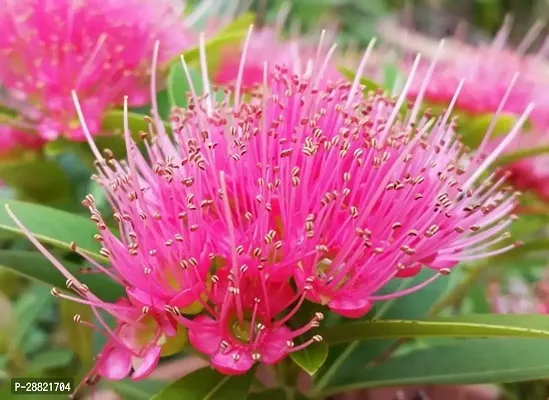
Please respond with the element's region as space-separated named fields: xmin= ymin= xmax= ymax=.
xmin=398 ymin=20 xmax=549 ymax=201
xmin=0 ymin=126 xmax=44 ymax=157
xmin=0 ymin=0 xmax=194 ymax=141
xmin=6 ymin=34 xmax=532 ymax=382
xmin=404 ymin=19 xmax=548 ymax=128
xmin=214 ymin=27 xmax=341 ymax=89
xmin=186 ymin=266 xmax=322 ymax=375
xmin=0 ymin=215 xmax=188 ymax=392
xmin=93 ymin=301 xmax=187 ymax=381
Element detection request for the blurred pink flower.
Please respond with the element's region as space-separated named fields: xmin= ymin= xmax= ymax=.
xmin=0 ymin=0 xmax=194 ymax=142
xmin=214 ymin=27 xmax=341 ymax=89
xmin=400 ymin=20 xmax=549 ymax=201
xmin=0 ymin=126 xmax=44 ymax=157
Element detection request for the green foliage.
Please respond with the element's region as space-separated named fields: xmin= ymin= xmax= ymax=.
xmin=149 ymin=367 xmax=254 ymax=400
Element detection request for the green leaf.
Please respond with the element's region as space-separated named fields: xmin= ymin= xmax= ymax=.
xmin=339 ymin=66 xmax=381 ymax=93
xmin=320 ymin=315 xmax=549 ymax=344
xmin=0 ymin=198 xmax=107 ymax=260
xmin=130 ymin=89 xmax=172 ymax=120
xmin=440 ymin=314 xmax=549 ymax=330
xmin=173 ymin=12 xmax=253 ymax=76
xmin=101 ymin=109 xmax=163 ymax=135
xmin=493 ymin=144 xmax=549 ymax=167
xmin=26 ymin=348 xmax=73 ymax=372
xmin=248 ymin=389 xmax=307 ymax=400
xmin=60 ymin=301 xmax=93 ymax=367
xmin=99 ymin=109 xmax=171 ymax=158
xmin=0 ymin=156 xmax=72 ymax=206
xmin=219 ymin=12 xmax=255 ymax=35
xmin=109 ymin=380 xmax=169 ymax=400
xmin=149 ymin=367 xmax=254 ymax=400
xmin=247 ymin=389 xmax=286 ymax=400
xmin=383 ymin=63 xmax=403 ymax=91
xmin=313 ymin=269 xmax=450 ymax=393
xmin=459 ymin=113 xmax=528 ymax=149
xmin=321 ymin=338 xmax=549 ymax=395
xmin=8 ymin=284 xmax=52 ymax=359
xmin=179 ymin=31 xmax=249 ymax=76
xmin=168 ymin=63 xmax=203 ymax=108
xmin=0 ymin=250 xmax=123 ymax=302
xmin=290 ymin=341 xmax=329 ymax=376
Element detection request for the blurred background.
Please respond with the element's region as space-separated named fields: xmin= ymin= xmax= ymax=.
xmin=242 ymin=0 xmax=549 ymax=46
xmin=1 ymin=0 xmax=549 ymax=399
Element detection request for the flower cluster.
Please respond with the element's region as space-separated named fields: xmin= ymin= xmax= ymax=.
xmin=0 ymin=0 xmax=203 ymax=144
xmin=7 ymin=35 xmax=531 ymax=394
xmin=400 ymin=19 xmax=549 ymax=201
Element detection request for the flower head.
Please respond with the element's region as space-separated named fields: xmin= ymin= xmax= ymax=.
xmin=0 ymin=0 xmax=196 ymax=141
xmin=389 ymin=19 xmax=549 ymax=202
xmin=6 ymin=32 xmax=533 ymax=386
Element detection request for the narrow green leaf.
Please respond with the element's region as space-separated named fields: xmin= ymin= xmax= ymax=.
xmin=60 ymin=301 xmax=93 ymax=366
xmin=167 ymin=63 xmax=203 ymax=108
xmin=8 ymin=284 xmax=52 ymax=359
xmin=0 ymin=157 xmax=72 ymax=206
xmin=247 ymin=389 xmax=286 ymax=400
xmin=130 ymin=89 xmax=172 ymax=120
xmin=320 ymin=315 xmax=549 ymax=344
xmin=383 ymin=64 xmax=403 ymax=91
xmin=26 ymin=348 xmax=74 ymax=372
xmin=248 ymin=389 xmax=307 ymax=400
xmin=290 ymin=341 xmax=329 ymax=376
xmin=175 ymin=13 xmax=253 ymax=75
xmin=339 ymin=66 xmax=381 ymax=92
xmin=149 ymin=367 xmax=254 ymax=400
xmin=102 ymin=109 xmax=168 ymax=135
xmin=0 ymin=250 xmax=123 ymax=302
xmin=179 ymin=31 xmax=249 ymax=75
xmin=98 ymin=109 xmax=172 ymax=159
xmin=459 ymin=113 xmax=528 ymax=149
xmin=0 ymin=198 xmax=107 ymax=261
xmin=313 ymin=269 xmax=450 ymax=392
xmin=219 ymin=12 xmax=255 ymax=35
xmin=439 ymin=314 xmax=549 ymax=330
xmin=321 ymin=338 xmax=549 ymax=395
xmin=109 ymin=380 xmax=169 ymax=400
xmin=493 ymin=144 xmax=549 ymax=167
xmin=0 ymin=292 xmax=13 ymax=354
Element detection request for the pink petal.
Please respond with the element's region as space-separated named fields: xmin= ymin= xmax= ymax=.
xmin=158 ymin=314 xmax=177 ymax=337
xmin=170 ymin=285 xmax=203 ymax=309
xmin=211 ymin=347 xmax=254 ymax=375
xmin=127 ymin=287 xmax=166 ymax=310
xmin=329 ymin=297 xmax=373 ymax=319
xmin=267 ymin=282 xmax=296 ymax=316
xmin=260 ymin=326 xmax=291 ymax=364
xmin=395 ymin=263 xmax=422 ymax=278
xmin=98 ymin=346 xmax=132 ymax=380
xmin=131 ymin=345 xmax=161 ymax=381
xmin=188 ymin=315 xmax=222 ymax=356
